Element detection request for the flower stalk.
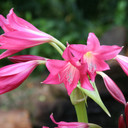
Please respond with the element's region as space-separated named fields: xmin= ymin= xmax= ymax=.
xmin=70 ymin=87 xmax=88 ymax=123
xmin=49 ymin=42 xmax=63 ymax=55
xmin=52 ymin=38 xmax=66 ymax=50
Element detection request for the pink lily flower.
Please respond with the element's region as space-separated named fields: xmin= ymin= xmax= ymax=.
xmin=118 ymin=102 xmax=128 ymax=128
xmin=68 ymin=33 xmax=122 ymax=81
xmin=0 ymin=60 xmax=41 ymax=94
xmin=97 ymin=72 xmax=126 ymax=105
xmin=42 ymin=114 xmax=89 ymax=128
xmin=115 ymin=55 xmax=128 ymax=76
xmin=42 ymin=46 xmax=94 ymax=95
xmin=0 ymin=8 xmax=54 ymax=59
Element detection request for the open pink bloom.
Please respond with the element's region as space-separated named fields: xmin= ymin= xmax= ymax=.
xmin=118 ymin=102 xmax=128 ymax=128
xmin=115 ymin=55 xmax=128 ymax=76
xmin=42 ymin=46 xmax=93 ymax=95
xmin=0 ymin=60 xmax=40 ymax=94
xmin=42 ymin=114 xmax=89 ymax=128
xmin=0 ymin=8 xmax=54 ymax=59
xmin=68 ymin=33 xmax=122 ymax=81
xmin=98 ymin=72 xmax=126 ymax=105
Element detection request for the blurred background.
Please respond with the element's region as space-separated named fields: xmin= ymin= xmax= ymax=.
xmin=0 ymin=0 xmax=128 ymax=128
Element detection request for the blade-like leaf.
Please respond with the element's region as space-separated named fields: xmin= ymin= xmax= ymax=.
xmin=78 ymin=82 xmax=111 ymax=117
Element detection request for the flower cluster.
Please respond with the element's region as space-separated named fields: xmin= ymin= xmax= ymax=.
xmin=0 ymin=8 xmax=128 ymax=128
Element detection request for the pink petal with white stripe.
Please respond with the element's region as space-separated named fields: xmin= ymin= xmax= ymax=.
xmin=43 ymin=59 xmax=80 ymax=95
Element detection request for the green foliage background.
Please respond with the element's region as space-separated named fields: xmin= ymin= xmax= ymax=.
xmin=0 ymin=0 xmax=127 ymax=70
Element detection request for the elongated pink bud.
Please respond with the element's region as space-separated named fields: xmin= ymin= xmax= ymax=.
xmin=118 ymin=114 xmax=126 ymax=128
xmin=97 ymin=72 xmax=126 ymax=105
xmin=9 ymin=55 xmax=47 ymax=63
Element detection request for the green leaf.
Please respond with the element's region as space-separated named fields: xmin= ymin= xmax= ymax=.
xmin=78 ymin=82 xmax=111 ymax=117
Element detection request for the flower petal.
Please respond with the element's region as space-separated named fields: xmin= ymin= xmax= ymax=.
xmin=97 ymin=45 xmax=122 ymax=60
xmin=0 ymin=61 xmax=38 ymax=94
xmin=87 ymin=33 xmax=100 ymax=51
xmin=58 ymin=62 xmax=80 ymax=95
xmin=9 ymin=55 xmax=46 ymax=63
xmin=93 ymin=57 xmax=110 ymax=71
xmin=7 ymin=9 xmax=52 ymax=37
xmin=0 ymin=15 xmax=12 ymax=32
xmin=4 ymin=31 xmax=52 ymax=41
xmin=98 ymin=72 xmax=126 ymax=105
xmin=7 ymin=8 xmax=42 ymax=32
xmin=0 ymin=61 xmax=38 ymax=76
xmin=68 ymin=44 xmax=87 ymax=59
xmin=46 ymin=59 xmax=67 ymax=75
xmin=0 ymin=34 xmax=51 ymax=50
xmin=42 ymin=74 xmax=61 ymax=85
xmin=80 ymin=74 xmax=94 ymax=90
xmin=0 ymin=49 xmax=20 ymax=59
xmin=115 ymin=55 xmax=128 ymax=76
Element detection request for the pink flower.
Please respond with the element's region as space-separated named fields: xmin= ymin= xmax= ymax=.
xmin=98 ymin=72 xmax=126 ymax=105
xmin=118 ymin=102 xmax=128 ymax=128
xmin=115 ymin=55 xmax=128 ymax=76
xmin=68 ymin=33 xmax=122 ymax=81
xmin=0 ymin=60 xmax=40 ymax=94
xmin=43 ymin=114 xmax=89 ymax=128
xmin=42 ymin=46 xmax=93 ymax=95
xmin=0 ymin=8 xmax=54 ymax=59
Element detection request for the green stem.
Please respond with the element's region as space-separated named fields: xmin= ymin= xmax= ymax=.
xmin=74 ymin=100 xmax=88 ymax=123
xmin=52 ymin=38 xmax=66 ymax=50
xmin=70 ymin=87 xmax=88 ymax=123
xmin=38 ymin=60 xmax=46 ymax=65
xmin=49 ymin=42 xmax=63 ymax=56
